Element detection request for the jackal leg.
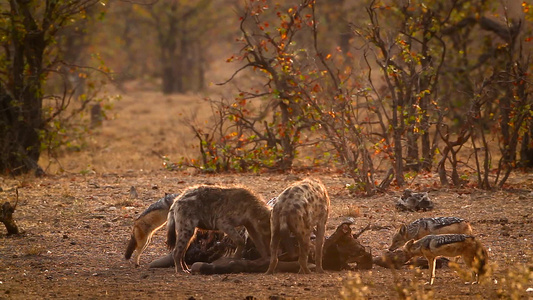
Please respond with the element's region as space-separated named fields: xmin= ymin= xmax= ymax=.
xmin=133 ymin=227 xmax=153 ymax=267
xmin=427 ymin=256 xmax=437 ymax=285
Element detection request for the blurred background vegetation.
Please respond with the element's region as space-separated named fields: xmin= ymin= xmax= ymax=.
xmin=1 ymin=0 xmax=532 ymax=193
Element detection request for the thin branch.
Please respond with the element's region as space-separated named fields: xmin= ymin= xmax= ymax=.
xmin=216 ymin=63 xmax=255 ymax=86
xmin=353 ymin=223 xmax=371 ymax=239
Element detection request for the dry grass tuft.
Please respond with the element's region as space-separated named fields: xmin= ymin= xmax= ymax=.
xmin=343 ymin=204 xmax=361 ymax=218
xmin=341 ymin=272 xmax=371 ymax=299
xmin=24 ymin=245 xmax=46 ymax=256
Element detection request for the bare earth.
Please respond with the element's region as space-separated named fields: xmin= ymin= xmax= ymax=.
xmin=1 ymin=172 xmax=532 ymax=299
xmin=0 ymin=88 xmax=532 ymax=299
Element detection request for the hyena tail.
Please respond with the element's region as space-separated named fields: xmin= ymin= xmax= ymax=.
xmin=278 ymin=214 xmax=292 ymax=246
xmin=166 ymin=212 xmax=177 ymax=251
xmin=279 ymin=213 xmax=290 ymax=232
xmin=124 ymin=234 xmax=137 ymax=259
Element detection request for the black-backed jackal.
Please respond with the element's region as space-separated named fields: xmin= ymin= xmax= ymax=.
xmin=166 ymin=185 xmax=271 ymax=273
xmin=124 ymin=193 xmax=178 ymax=267
xmin=266 ymin=178 xmax=330 ymax=274
xmin=389 ymin=217 xmax=473 ymax=251
xmin=401 ymin=234 xmax=488 ymax=285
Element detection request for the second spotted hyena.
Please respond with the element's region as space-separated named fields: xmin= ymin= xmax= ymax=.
xmin=266 ymin=177 xmax=330 ymax=274
xmin=166 ymin=185 xmax=271 ymax=273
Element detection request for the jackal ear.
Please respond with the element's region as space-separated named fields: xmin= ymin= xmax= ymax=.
xmin=399 ymin=224 xmax=407 ymax=235
xmin=405 ymin=239 xmax=415 ymax=249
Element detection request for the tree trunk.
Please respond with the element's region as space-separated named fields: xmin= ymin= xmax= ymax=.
xmin=0 ymin=1 xmax=45 ymax=175
xmin=405 ymin=131 xmax=420 ymax=171
xmin=392 ymin=94 xmax=405 ymax=186
xmin=0 ymin=202 xmax=20 ymax=235
xmin=162 ymin=66 xmax=175 ymax=94
xmin=197 ymin=44 xmax=206 ymax=91
xmin=278 ymin=101 xmax=295 ymax=170
xmin=520 ymin=120 xmax=533 ymax=168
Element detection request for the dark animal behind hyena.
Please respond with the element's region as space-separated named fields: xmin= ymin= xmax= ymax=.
xmin=166 ymin=185 xmax=271 ymax=273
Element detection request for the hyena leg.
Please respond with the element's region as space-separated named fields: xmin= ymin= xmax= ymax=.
xmin=314 ymin=222 xmax=326 ymax=273
xmin=427 ymin=256 xmax=437 ymax=285
xmin=297 ymin=233 xmax=312 ymax=274
xmin=265 ymin=224 xmax=281 ymax=275
xmin=245 ymin=225 xmax=269 ymax=259
xmin=173 ymin=224 xmax=196 ymax=273
xmin=218 ymin=224 xmax=246 ymax=259
xmin=280 ymin=229 xmax=297 ymax=260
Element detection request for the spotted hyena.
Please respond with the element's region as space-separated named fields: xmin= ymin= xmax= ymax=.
xmin=166 ymin=185 xmax=271 ymax=273
xmin=266 ymin=178 xmax=330 ymax=274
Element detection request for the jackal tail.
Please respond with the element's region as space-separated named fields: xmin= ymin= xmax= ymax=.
xmin=124 ymin=220 xmax=162 ymax=265
xmin=475 ymin=240 xmax=489 ymax=276
xmin=125 ymin=234 xmax=137 ymax=259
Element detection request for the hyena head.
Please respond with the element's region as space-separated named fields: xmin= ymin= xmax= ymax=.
xmin=254 ymin=204 xmax=272 ymax=255
xmin=389 ymin=224 xmax=409 ymax=251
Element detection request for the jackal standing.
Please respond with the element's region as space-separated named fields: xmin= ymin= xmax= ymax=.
xmin=401 ymin=234 xmax=489 ymax=285
xmin=389 ymin=217 xmax=473 ymax=251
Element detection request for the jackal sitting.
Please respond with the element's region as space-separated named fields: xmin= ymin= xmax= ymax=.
xmin=401 ymin=234 xmax=488 ymax=285
xmin=166 ymin=185 xmax=271 ymax=273
xmin=389 ymin=217 xmax=473 ymax=251
xmin=124 ymin=193 xmax=178 ymax=267
xmin=266 ymin=177 xmax=330 ymax=274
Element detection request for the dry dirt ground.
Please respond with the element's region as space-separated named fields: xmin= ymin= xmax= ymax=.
xmin=1 ymin=85 xmax=532 ymax=299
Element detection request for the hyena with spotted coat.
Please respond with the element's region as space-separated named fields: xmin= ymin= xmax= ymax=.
xmin=166 ymin=185 xmax=271 ymax=273
xmin=266 ymin=178 xmax=330 ymax=274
